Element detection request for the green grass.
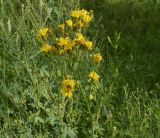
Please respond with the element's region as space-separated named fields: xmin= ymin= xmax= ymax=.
xmin=1 ymin=0 xmax=160 ymax=137
xmin=81 ymin=0 xmax=160 ymax=137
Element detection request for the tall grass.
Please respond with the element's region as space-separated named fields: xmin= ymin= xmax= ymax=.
xmin=83 ymin=0 xmax=160 ymax=137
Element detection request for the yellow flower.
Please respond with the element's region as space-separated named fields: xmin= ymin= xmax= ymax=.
xmin=83 ymin=41 xmax=93 ymax=50
xmin=70 ymin=9 xmax=90 ymax=18
xmin=59 ymin=49 xmax=65 ymax=55
xmin=40 ymin=43 xmax=52 ymax=52
xmin=61 ymin=40 xmax=76 ymax=55
xmin=37 ymin=28 xmax=49 ymax=39
xmin=89 ymin=71 xmax=100 ymax=81
xmin=75 ymin=33 xmax=86 ymax=44
xmin=92 ymin=53 xmax=102 ymax=62
xmin=57 ymin=37 xmax=69 ymax=46
xmin=58 ymin=24 xmax=65 ymax=31
xmin=61 ymin=78 xmax=76 ymax=98
xmin=65 ymin=19 xmax=73 ymax=28
xmin=76 ymin=20 xmax=85 ymax=28
xmin=57 ymin=38 xmax=76 ymax=55
xmin=70 ymin=10 xmax=82 ymax=18
xmin=82 ymin=15 xmax=92 ymax=24
xmin=38 ymin=28 xmax=49 ymax=36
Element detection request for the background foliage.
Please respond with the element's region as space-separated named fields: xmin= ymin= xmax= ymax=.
xmin=0 ymin=0 xmax=160 ymax=137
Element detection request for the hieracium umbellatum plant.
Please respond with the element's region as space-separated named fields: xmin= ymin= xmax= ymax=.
xmin=35 ymin=8 xmax=104 ymax=136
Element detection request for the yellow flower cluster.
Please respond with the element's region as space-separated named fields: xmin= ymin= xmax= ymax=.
xmin=70 ymin=9 xmax=93 ymax=25
xmin=89 ymin=71 xmax=100 ymax=81
xmin=56 ymin=37 xmax=76 ymax=55
xmin=36 ymin=9 xmax=94 ymax=55
xmin=65 ymin=19 xmax=73 ymax=28
xmin=92 ymin=53 xmax=102 ymax=62
xmin=40 ymin=43 xmax=57 ymax=53
xmin=61 ymin=78 xmax=76 ymax=98
xmin=75 ymin=33 xmax=93 ymax=50
xmin=36 ymin=9 xmax=103 ymax=98
xmin=40 ymin=43 xmax=52 ymax=52
xmin=75 ymin=33 xmax=86 ymax=44
xmin=37 ymin=28 xmax=49 ymax=40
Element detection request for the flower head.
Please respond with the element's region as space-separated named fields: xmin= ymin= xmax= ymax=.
xmin=83 ymin=41 xmax=93 ymax=50
xmin=37 ymin=28 xmax=49 ymax=40
xmin=61 ymin=78 xmax=76 ymax=98
xmin=40 ymin=43 xmax=53 ymax=53
xmin=75 ymin=33 xmax=86 ymax=44
xmin=76 ymin=20 xmax=85 ymax=28
xmin=56 ymin=38 xmax=76 ymax=55
xmin=61 ymin=40 xmax=76 ymax=55
xmin=89 ymin=71 xmax=100 ymax=81
xmin=70 ymin=10 xmax=83 ymax=18
xmin=92 ymin=53 xmax=102 ymax=62
xmin=66 ymin=19 xmax=73 ymax=28
xmin=57 ymin=37 xmax=69 ymax=47
xmin=82 ymin=15 xmax=92 ymax=24
xmin=70 ymin=9 xmax=90 ymax=18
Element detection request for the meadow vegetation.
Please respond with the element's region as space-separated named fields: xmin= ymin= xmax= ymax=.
xmin=0 ymin=0 xmax=160 ymax=137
